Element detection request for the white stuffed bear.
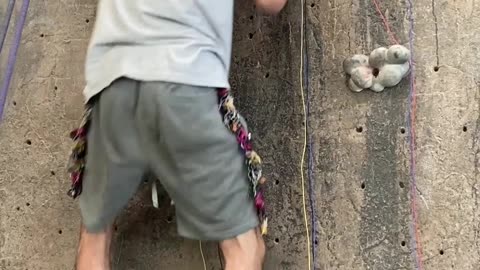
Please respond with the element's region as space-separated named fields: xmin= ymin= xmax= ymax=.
xmin=343 ymin=45 xmax=411 ymax=92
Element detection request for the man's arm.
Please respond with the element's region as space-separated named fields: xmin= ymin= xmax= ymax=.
xmin=255 ymin=0 xmax=287 ymax=14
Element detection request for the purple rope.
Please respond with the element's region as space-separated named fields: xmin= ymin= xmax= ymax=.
xmin=0 ymin=0 xmax=16 ymax=54
xmin=405 ymin=0 xmax=423 ymax=269
xmin=307 ymin=138 xmax=317 ymax=267
xmin=0 ymin=0 xmax=29 ymax=122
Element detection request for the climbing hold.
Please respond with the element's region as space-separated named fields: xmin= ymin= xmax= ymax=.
xmin=343 ymin=45 xmax=411 ymax=93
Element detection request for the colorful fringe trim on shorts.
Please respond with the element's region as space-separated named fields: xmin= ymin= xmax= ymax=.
xmin=67 ymin=104 xmax=93 ymax=199
xmin=67 ymin=89 xmax=268 ymax=235
xmin=217 ymin=89 xmax=268 ymax=235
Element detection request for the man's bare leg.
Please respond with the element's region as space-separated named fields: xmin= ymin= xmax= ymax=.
xmin=220 ymin=228 xmax=266 ymax=270
xmin=76 ymin=225 xmax=113 ymax=270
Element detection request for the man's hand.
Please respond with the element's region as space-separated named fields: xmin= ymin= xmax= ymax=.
xmin=255 ymin=0 xmax=287 ymax=15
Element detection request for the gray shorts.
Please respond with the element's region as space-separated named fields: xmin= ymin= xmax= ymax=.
xmin=78 ymin=78 xmax=258 ymax=241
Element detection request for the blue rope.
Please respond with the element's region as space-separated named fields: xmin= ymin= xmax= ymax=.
xmin=0 ymin=0 xmax=30 ymax=122
xmin=0 ymin=0 xmax=16 ymax=54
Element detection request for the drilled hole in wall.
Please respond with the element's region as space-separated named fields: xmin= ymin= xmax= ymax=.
xmin=51 ymin=171 xmax=56 ymax=176
xmin=399 ymin=182 xmax=405 ymax=188
xmin=463 ymin=126 xmax=468 ymax=132
xmin=275 ymin=180 xmax=280 ymax=185
xmin=433 ymin=66 xmax=440 ymax=72
xmin=356 ymin=126 xmax=363 ymax=133
xmin=439 ymin=249 xmax=444 ymax=255
xmin=16 ymin=206 xmax=20 ymax=211
xmin=26 ymin=202 xmax=30 ymax=207
xmin=361 ymin=182 xmax=366 ymax=189
xmin=401 ymin=241 xmax=406 ymax=247
xmin=12 ymin=101 xmax=16 ymax=106
xmin=265 ymin=72 xmax=270 ymax=78
xmin=248 ymin=33 xmax=254 ymax=39
xmin=274 ymin=238 xmax=280 ymax=244
xmin=54 ymin=86 xmax=58 ymax=90
xmin=25 ymin=139 xmax=32 ymax=145
xmin=40 ymin=33 xmax=44 ymax=38
xmin=310 ymin=3 xmax=315 ymax=7
xmin=249 ymin=15 xmax=254 ymax=20
xmin=85 ymin=19 xmax=90 ymax=23
xmin=166 ymin=216 xmax=174 ymax=223
xmin=400 ymin=127 xmax=406 ymax=134
xmin=58 ymin=229 xmax=63 ymax=235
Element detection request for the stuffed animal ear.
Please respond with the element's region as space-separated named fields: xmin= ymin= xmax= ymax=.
xmin=386 ymin=45 xmax=410 ymax=64
xmin=369 ymin=47 xmax=388 ymax=69
xmin=343 ymin=54 xmax=369 ymax=74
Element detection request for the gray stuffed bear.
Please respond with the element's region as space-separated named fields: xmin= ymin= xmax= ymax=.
xmin=343 ymin=45 xmax=411 ymax=92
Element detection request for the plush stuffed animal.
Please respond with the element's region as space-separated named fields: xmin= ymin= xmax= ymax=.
xmin=343 ymin=45 xmax=411 ymax=92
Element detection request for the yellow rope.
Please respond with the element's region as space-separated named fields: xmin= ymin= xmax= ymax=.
xmin=199 ymin=241 xmax=207 ymax=270
xmin=299 ymin=0 xmax=312 ymax=269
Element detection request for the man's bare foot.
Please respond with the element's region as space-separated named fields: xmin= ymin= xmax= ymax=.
xmin=76 ymin=225 xmax=113 ymax=270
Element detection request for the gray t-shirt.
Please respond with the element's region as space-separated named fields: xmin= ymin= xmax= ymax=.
xmin=83 ymin=0 xmax=233 ymax=102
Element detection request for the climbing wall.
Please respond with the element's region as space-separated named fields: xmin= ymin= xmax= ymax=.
xmin=0 ymin=0 xmax=479 ymax=269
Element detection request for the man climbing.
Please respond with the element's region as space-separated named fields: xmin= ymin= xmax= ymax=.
xmin=71 ymin=0 xmax=287 ymax=270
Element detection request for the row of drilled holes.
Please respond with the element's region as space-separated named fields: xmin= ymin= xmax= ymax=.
xmin=274 ymin=238 xmax=445 ymax=255
xmin=39 ymin=19 xmax=90 ymax=38
xmin=361 ymin=180 xmax=404 ymax=190
xmin=356 ymin=126 xmax=468 ymax=133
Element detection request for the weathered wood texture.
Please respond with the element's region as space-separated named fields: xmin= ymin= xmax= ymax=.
xmin=0 ymin=0 xmax=478 ymax=269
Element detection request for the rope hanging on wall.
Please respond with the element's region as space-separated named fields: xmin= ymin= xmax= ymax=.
xmin=0 ymin=0 xmax=16 ymax=54
xmin=369 ymin=0 xmax=424 ymax=269
xmin=0 ymin=0 xmax=30 ymax=122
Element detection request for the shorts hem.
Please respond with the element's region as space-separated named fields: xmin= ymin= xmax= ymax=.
xmin=82 ymin=218 xmax=114 ymax=234
xmin=177 ymin=219 xmax=260 ymax=242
